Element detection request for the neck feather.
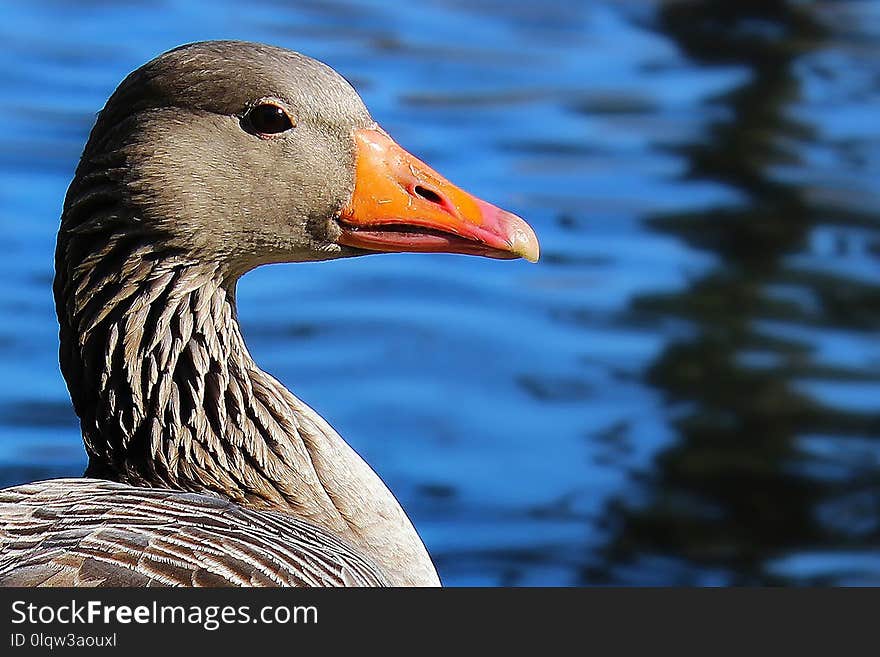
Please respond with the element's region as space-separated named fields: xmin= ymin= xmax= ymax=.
xmin=55 ymin=201 xmax=439 ymax=586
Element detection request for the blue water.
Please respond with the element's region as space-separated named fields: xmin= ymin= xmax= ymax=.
xmin=1 ymin=0 xmax=878 ymax=585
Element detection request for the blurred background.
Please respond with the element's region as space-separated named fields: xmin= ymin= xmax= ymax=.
xmin=1 ymin=0 xmax=879 ymax=585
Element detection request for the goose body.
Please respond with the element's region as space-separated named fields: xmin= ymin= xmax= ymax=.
xmin=0 ymin=480 xmax=388 ymax=587
xmin=0 ymin=41 xmax=539 ymax=587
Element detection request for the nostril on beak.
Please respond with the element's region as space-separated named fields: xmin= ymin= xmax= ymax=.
xmin=413 ymin=185 xmax=444 ymax=205
xmin=411 ymin=184 xmax=460 ymax=219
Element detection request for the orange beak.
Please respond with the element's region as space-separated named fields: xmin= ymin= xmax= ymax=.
xmin=337 ymin=128 xmax=539 ymax=262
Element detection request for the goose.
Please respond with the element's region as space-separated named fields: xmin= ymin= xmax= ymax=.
xmin=0 ymin=40 xmax=539 ymax=587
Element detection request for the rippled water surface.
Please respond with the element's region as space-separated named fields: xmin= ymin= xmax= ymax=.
xmin=1 ymin=0 xmax=878 ymax=585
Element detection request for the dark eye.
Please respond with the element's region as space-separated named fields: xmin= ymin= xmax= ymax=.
xmin=245 ymin=103 xmax=295 ymax=136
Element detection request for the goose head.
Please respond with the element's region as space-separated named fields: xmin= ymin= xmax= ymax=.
xmin=62 ymin=40 xmax=539 ymax=280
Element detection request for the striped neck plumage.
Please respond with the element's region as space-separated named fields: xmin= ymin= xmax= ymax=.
xmin=54 ymin=211 xmax=440 ymax=586
xmin=56 ymin=234 xmax=275 ymax=491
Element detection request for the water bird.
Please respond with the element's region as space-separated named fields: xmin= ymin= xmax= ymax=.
xmin=0 ymin=41 xmax=539 ymax=587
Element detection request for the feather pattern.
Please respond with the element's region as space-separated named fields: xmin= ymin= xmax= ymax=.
xmin=0 ymin=479 xmax=388 ymax=587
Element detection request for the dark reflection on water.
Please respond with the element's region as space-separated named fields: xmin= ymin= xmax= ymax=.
xmin=596 ymin=1 xmax=880 ymax=585
xmin=0 ymin=0 xmax=877 ymax=585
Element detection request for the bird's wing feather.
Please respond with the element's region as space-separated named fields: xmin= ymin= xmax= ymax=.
xmin=0 ymin=478 xmax=389 ymax=587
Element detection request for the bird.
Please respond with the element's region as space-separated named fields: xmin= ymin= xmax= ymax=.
xmin=0 ymin=40 xmax=539 ymax=587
